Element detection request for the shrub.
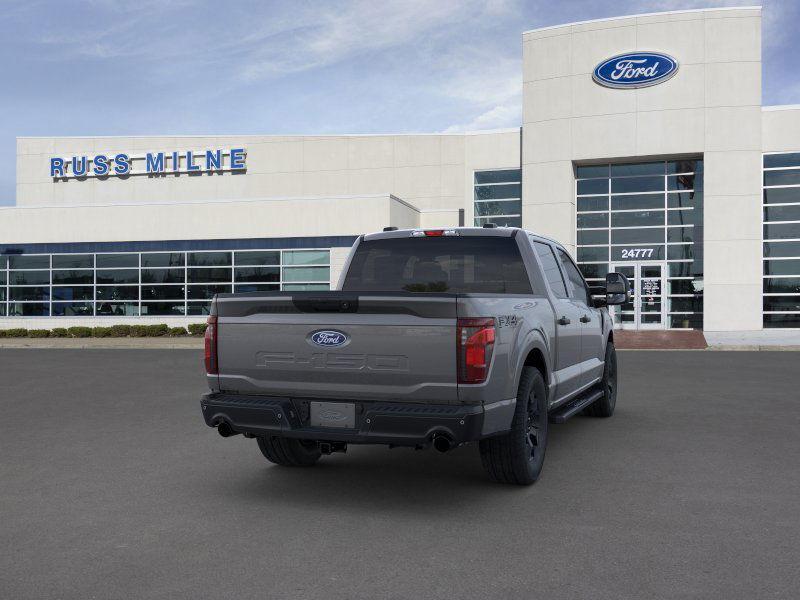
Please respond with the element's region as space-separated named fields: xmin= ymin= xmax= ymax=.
xmin=67 ymin=326 xmax=92 ymax=338
xmin=28 ymin=329 xmax=51 ymax=338
xmin=109 ymin=324 xmax=132 ymax=337
xmin=0 ymin=330 xmax=6 ymax=338
xmin=188 ymin=323 xmax=207 ymax=336
xmin=50 ymin=328 xmax=69 ymax=338
xmin=130 ymin=325 xmax=149 ymax=337
xmin=4 ymin=328 xmax=28 ymax=337
xmin=92 ymin=327 xmax=113 ymax=338
xmin=167 ymin=326 xmax=188 ymax=337
xmin=145 ymin=324 xmax=169 ymax=337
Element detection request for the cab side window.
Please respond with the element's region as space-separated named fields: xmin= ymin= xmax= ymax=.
xmin=557 ymin=248 xmax=590 ymax=305
xmin=533 ymin=241 xmax=568 ymax=299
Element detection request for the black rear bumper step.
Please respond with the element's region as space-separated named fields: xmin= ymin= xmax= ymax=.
xmin=548 ymin=388 xmax=604 ymax=424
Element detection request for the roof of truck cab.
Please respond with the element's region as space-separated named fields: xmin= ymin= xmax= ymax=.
xmin=363 ymin=227 xmax=565 ymax=249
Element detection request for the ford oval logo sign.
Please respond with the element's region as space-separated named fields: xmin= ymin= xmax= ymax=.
xmin=593 ymin=52 xmax=678 ymax=89
xmin=309 ymin=330 xmax=349 ymax=348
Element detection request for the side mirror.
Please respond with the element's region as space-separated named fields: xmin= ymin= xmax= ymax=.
xmin=605 ymin=272 xmax=631 ymax=306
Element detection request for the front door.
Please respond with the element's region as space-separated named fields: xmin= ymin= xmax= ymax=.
xmin=609 ymin=262 xmax=667 ymax=330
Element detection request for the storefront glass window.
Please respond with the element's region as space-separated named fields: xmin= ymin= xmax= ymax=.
xmin=474 ymin=169 xmax=521 ymax=227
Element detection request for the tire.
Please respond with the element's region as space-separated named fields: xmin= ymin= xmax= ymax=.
xmin=256 ymin=436 xmax=321 ymax=467
xmin=479 ymin=366 xmax=548 ymax=485
xmin=584 ymin=341 xmax=617 ymax=418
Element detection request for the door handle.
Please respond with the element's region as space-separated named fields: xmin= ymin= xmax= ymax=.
xmin=580 ymin=315 xmax=591 ymax=323
xmin=558 ymin=316 xmax=571 ymax=326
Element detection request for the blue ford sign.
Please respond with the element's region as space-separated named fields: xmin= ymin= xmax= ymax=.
xmin=593 ymin=52 xmax=678 ymax=89
xmin=309 ymin=330 xmax=349 ymax=348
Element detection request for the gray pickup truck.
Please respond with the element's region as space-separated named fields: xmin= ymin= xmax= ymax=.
xmin=201 ymin=227 xmax=630 ymax=485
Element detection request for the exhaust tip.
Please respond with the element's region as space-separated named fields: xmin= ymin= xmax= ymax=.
xmin=432 ymin=433 xmax=453 ymax=453
xmin=217 ymin=422 xmax=238 ymax=438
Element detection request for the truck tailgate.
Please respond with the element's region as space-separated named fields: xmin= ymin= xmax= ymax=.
xmin=215 ymin=293 xmax=458 ymax=403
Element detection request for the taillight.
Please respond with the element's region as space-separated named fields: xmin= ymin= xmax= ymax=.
xmin=204 ymin=315 xmax=218 ymax=374
xmin=457 ymin=318 xmax=495 ymax=384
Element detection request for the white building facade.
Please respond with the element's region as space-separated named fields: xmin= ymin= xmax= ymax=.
xmin=2 ymin=6 xmax=799 ymax=333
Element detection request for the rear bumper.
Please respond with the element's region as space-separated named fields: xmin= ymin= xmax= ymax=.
xmin=200 ymin=392 xmax=515 ymax=447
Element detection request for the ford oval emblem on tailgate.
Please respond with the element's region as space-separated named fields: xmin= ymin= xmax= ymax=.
xmin=309 ymin=330 xmax=349 ymax=348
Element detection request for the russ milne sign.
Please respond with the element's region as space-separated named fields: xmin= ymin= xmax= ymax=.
xmin=50 ymin=148 xmax=246 ymax=179
xmin=593 ymin=52 xmax=678 ymax=89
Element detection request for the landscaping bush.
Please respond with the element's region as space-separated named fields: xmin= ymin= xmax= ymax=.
xmin=0 ymin=330 xmax=6 ymax=338
xmin=167 ymin=326 xmax=188 ymax=336
xmin=50 ymin=328 xmax=69 ymax=338
xmin=67 ymin=326 xmax=92 ymax=338
xmin=145 ymin=324 xmax=169 ymax=337
xmin=28 ymin=329 xmax=51 ymax=338
xmin=130 ymin=325 xmax=148 ymax=337
xmin=4 ymin=328 xmax=28 ymax=337
xmin=92 ymin=327 xmax=113 ymax=338
xmin=188 ymin=323 xmax=207 ymax=336
xmin=109 ymin=324 xmax=132 ymax=337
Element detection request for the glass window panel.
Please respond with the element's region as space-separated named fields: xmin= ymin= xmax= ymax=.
xmin=764 ymin=241 xmax=800 ymax=258
xmin=0 ymin=304 xmax=5 ymax=316
xmin=557 ymin=249 xmax=589 ymax=305
xmin=283 ymin=284 xmax=331 ymax=291
xmin=96 ymin=302 xmax=139 ymax=316
xmin=8 ymin=302 xmax=49 ymax=316
xmin=533 ymin=242 xmax=567 ymax=298
xmin=764 ymin=314 xmax=800 ymax=328
xmin=234 ymin=251 xmax=279 ymax=266
xmin=764 ymin=223 xmax=800 ymax=240
xmin=52 ymin=254 xmax=93 ymax=269
xmin=52 ymin=302 xmax=94 ymax=316
xmin=764 ymin=259 xmax=800 ymax=276
xmin=234 ymin=283 xmax=281 ymax=293
xmin=611 ymin=210 xmax=665 ymax=228
xmin=763 ymin=187 xmax=800 ymax=204
xmin=474 ymin=184 xmax=521 ymax=200
xmin=474 ymin=170 xmax=520 ymax=184
xmin=669 ymin=279 xmax=704 ymax=295
xmin=186 ymin=302 xmax=212 ymax=315
xmin=577 ymin=230 xmax=608 ymax=245
xmin=764 ymin=153 xmax=800 ymax=169
xmin=667 ymin=174 xmax=700 ymax=191
xmin=141 ymin=268 xmax=185 ymax=284
xmin=576 ymin=165 xmax=608 ymax=178
xmin=0 ymin=255 xmax=6 ymax=269
xmin=187 ymin=284 xmax=232 ymax=300
xmin=141 ymin=285 xmax=185 ymax=300
xmin=577 ymin=212 xmax=608 ymax=228
xmin=52 ymin=286 xmax=94 ymax=301
xmin=96 ymin=254 xmax=138 ymax=268
xmin=611 ymin=228 xmax=664 ymax=244
xmin=473 ymin=215 xmax=521 ymax=227
xmin=577 ymin=246 xmax=609 ymax=262
xmin=95 ymin=286 xmax=138 ymax=301
xmin=187 ymin=251 xmax=231 ymax=266
xmin=763 ymin=277 xmax=800 ymax=294
xmin=282 ymin=250 xmax=329 ymax=266
xmin=0 ymin=288 xmax=5 ymax=301
xmin=667 ymin=245 xmax=694 ymax=261
xmin=0 ymin=272 xmax=5 ymax=286
xmin=668 ymin=209 xmax=699 ymax=226
xmin=9 ymin=270 xmax=50 ymax=285
xmin=669 ymin=314 xmax=704 ymax=329
xmin=667 ymin=160 xmax=702 ymax=174
xmin=611 ymin=194 xmax=664 ymax=210
xmin=141 ymin=253 xmax=185 ymax=268
xmin=669 ymin=297 xmax=703 ymax=312
xmin=52 ymin=270 xmax=93 ymax=284
xmin=187 ymin=267 xmax=231 ymax=283
xmin=611 ymin=245 xmax=665 ymax=261
xmin=667 ymin=191 xmax=702 ymax=209
xmin=96 ymin=269 xmax=138 ymax=284
xmin=668 ymin=262 xmax=695 ymax=277
xmin=9 ymin=255 xmax=49 ymax=269
xmin=10 ymin=287 xmax=50 ymax=301
xmin=611 ymin=176 xmax=663 ymax=194
xmin=474 ymin=200 xmax=522 ymax=217
xmin=668 ymin=227 xmax=694 ymax=243
xmin=764 ymin=170 xmax=800 ymax=187
xmin=578 ymin=263 xmax=609 ymax=279
xmin=234 ymin=267 xmax=280 ymax=282
xmin=282 ymin=266 xmax=330 ymax=282
xmin=763 ymin=296 xmax=800 ymax=312
xmin=577 ymin=197 xmax=608 ymax=212
xmin=764 ymin=205 xmax=800 ymax=222
xmin=611 ymin=162 xmax=664 ymax=177
xmin=140 ymin=302 xmax=185 ymax=316
xmin=576 ymin=179 xmax=608 ymax=195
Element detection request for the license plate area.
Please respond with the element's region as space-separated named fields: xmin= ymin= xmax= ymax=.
xmin=309 ymin=401 xmax=356 ymax=428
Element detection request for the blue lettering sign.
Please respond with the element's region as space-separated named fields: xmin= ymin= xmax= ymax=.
xmin=146 ymin=152 xmax=165 ymax=173
xmin=50 ymin=158 xmax=65 ymax=177
xmin=93 ymin=154 xmax=109 ymax=176
xmin=171 ymin=151 xmax=180 ymax=172
xmin=72 ymin=156 xmax=88 ymax=177
xmin=206 ymin=149 xmax=221 ymax=170
xmin=230 ymin=148 xmax=246 ymax=170
xmin=186 ymin=150 xmax=200 ymax=172
xmin=593 ymin=52 xmax=678 ymax=89
xmin=113 ymin=153 xmax=130 ymax=175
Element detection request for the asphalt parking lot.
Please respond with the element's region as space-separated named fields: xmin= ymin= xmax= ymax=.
xmin=1 ymin=349 xmax=798 ymax=599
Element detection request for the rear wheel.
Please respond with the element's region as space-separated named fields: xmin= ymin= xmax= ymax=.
xmin=256 ymin=436 xmax=321 ymax=467
xmin=479 ymin=366 xmax=548 ymax=485
xmin=584 ymin=341 xmax=617 ymax=418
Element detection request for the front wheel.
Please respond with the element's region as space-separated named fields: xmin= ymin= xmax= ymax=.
xmin=479 ymin=366 xmax=548 ymax=485
xmin=256 ymin=436 xmax=321 ymax=467
xmin=584 ymin=341 xmax=617 ymax=418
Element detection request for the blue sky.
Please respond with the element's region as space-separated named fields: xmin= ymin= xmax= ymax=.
xmin=1 ymin=0 xmax=798 ymax=206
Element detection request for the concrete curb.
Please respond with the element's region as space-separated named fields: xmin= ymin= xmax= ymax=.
xmin=0 ymin=338 xmax=204 ymax=349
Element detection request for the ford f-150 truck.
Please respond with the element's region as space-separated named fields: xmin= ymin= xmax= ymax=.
xmin=201 ymin=226 xmax=630 ymax=485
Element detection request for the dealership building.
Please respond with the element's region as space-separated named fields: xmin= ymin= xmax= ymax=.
xmin=2 ymin=6 xmax=799 ymax=334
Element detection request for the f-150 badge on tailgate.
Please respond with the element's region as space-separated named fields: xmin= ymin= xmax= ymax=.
xmin=309 ymin=330 xmax=349 ymax=348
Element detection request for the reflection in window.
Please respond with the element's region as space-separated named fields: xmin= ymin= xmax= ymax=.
xmin=474 ymin=169 xmax=521 ymax=227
